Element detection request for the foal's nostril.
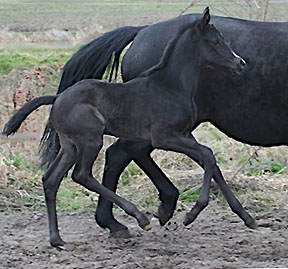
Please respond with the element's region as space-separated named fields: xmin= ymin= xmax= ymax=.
xmin=231 ymin=57 xmax=246 ymax=74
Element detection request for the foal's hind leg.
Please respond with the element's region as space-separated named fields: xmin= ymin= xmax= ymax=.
xmin=42 ymin=138 xmax=76 ymax=248
xmin=71 ymin=135 xmax=151 ymax=231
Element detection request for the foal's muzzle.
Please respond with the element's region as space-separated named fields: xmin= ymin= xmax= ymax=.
xmin=232 ymin=57 xmax=247 ymax=75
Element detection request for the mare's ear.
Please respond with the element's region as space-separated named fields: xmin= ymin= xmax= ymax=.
xmin=197 ymin=7 xmax=210 ymax=31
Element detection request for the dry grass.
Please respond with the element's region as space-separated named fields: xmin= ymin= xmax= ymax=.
xmin=1 ymin=66 xmax=288 ymax=214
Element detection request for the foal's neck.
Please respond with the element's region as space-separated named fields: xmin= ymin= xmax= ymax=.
xmin=151 ymin=32 xmax=201 ymax=99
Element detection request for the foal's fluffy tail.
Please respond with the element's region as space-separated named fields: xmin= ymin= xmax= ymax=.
xmin=2 ymin=95 xmax=57 ymax=136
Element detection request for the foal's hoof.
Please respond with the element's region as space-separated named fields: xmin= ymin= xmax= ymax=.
xmin=137 ymin=213 xmax=152 ymax=231
xmin=245 ymin=219 xmax=258 ymax=230
xmin=50 ymin=237 xmax=66 ymax=250
xmin=183 ymin=211 xmax=197 ymax=226
xmin=143 ymin=224 xmax=153 ymax=231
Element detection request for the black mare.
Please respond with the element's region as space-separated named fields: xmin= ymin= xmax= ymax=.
xmin=40 ymin=13 xmax=288 ymax=235
xmin=96 ymin=14 xmax=288 ymax=235
xmin=3 ymin=8 xmax=251 ymax=247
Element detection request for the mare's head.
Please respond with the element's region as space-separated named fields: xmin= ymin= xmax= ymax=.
xmin=195 ymin=7 xmax=246 ymax=74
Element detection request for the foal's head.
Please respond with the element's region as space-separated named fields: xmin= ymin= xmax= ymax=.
xmin=195 ymin=7 xmax=246 ymax=74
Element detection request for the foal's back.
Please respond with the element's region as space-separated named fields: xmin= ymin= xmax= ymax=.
xmin=51 ymin=77 xmax=185 ymax=142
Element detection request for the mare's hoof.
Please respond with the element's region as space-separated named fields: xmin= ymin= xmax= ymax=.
xmin=158 ymin=204 xmax=174 ymax=226
xmin=109 ymin=229 xmax=132 ymax=239
xmin=183 ymin=212 xmax=197 ymax=226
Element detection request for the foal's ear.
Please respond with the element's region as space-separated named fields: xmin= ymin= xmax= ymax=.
xmin=197 ymin=7 xmax=211 ymax=31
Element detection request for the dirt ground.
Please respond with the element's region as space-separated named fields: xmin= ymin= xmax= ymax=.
xmin=0 ymin=207 xmax=287 ymax=269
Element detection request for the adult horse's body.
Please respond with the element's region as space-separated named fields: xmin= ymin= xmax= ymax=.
xmin=3 ymin=8 xmax=253 ymax=247
xmin=124 ymin=15 xmax=288 ymax=146
xmin=40 ymin=13 xmax=288 ymax=235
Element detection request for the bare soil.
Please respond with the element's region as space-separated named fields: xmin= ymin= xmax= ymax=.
xmin=0 ymin=208 xmax=287 ymax=269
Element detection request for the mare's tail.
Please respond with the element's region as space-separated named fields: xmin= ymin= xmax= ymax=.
xmin=40 ymin=25 xmax=146 ymax=168
xmin=2 ymin=95 xmax=57 ymax=136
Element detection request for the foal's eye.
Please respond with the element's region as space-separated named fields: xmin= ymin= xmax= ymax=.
xmin=207 ymin=40 xmax=219 ymax=46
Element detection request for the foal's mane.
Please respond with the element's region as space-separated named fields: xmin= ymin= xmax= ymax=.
xmin=139 ymin=19 xmax=198 ymax=78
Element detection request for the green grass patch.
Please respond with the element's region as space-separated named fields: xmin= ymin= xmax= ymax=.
xmin=2 ymin=152 xmax=37 ymax=172
xmin=179 ymin=188 xmax=200 ymax=203
xmin=244 ymin=160 xmax=286 ymax=176
xmin=56 ymin=179 xmax=98 ymax=211
xmin=121 ymin=162 xmax=142 ymax=186
xmin=0 ymin=48 xmax=75 ymax=75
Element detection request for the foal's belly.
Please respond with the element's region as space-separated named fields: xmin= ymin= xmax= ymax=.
xmin=104 ymin=113 xmax=153 ymax=141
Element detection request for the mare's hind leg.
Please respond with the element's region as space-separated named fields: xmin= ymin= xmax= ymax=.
xmin=96 ymin=139 xmax=179 ymax=235
xmin=95 ymin=141 xmax=132 ymax=236
xmin=71 ymin=135 xmax=151 ymax=231
xmin=42 ymin=137 xmax=76 ymax=248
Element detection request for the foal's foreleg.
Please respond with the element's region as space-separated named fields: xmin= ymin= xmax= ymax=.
xmin=152 ymin=132 xmax=220 ymax=224
xmin=153 ymin=130 xmax=256 ymax=228
xmin=183 ymin=160 xmax=257 ymax=229
xmin=177 ymin=151 xmax=256 ymax=228
xmin=212 ymin=166 xmax=257 ymax=229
